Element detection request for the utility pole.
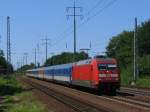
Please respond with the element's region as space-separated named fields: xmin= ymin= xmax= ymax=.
xmin=0 ymin=35 xmax=1 ymax=49
xmin=37 ymin=44 xmax=40 ymax=67
xmin=7 ymin=16 xmax=11 ymax=73
xmin=90 ymin=41 xmax=92 ymax=49
xmin=66 ymin=0 xmax=83 ymax=62
xmin=24 ymin=52 xmax=28 ymax=65
xmin=42 ymin=36 xmax=50 ymax=63
xmin=16 ymin=61 xmax=20 ymax=70
xmin=133 ymin=17 xmax=138 ymax=82
xmin=20 ymin=57 xmax=23 ymax=68
xmin=65 ymin=42 xmax=68 ymax=49
xmin=34 ymin=48 xmax=37 ymax=68
xmin=22 ymin=56 xmax=25 ymax=66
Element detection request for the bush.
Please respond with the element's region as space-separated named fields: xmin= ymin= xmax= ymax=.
xmin=0 ymin=75 xmax=22 ymax=95
xmin=139 ymin=55 xmax=150 ymax=76
xmin=136 ymin=76 xmax=150 ymax=88
xmin=120 ymin=65 xmax=133 ymax=85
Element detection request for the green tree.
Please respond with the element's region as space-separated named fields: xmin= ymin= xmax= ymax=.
xmin=18 ymin=63 xmax=35 ymax=71
xmin=44 ymin=52 xmax=89 ymax=66
xmin=106 ymin=31 xmax=134 ymax=67
xmin=137 ymin=20 xmax=150 ymax=56
xmin=106 ymin=19 xmax=150 ymax=78
xmin=0 ymin=50 xmax=7 ymax=68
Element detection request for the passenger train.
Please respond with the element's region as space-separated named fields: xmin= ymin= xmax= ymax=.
xmin=26 ymin=57 xmax=120 ymax=93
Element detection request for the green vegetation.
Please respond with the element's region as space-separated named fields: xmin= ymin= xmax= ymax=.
xmin=17 ymin=63 xmax=35 ymax=72
xmin=0 ymin=75 xmax=21 ymax=96
xmin=5 ymin=92 xmax=49 ymax=112
xmin=0 ymin=49 xmax=13 ymax=74
xmin=0 ymin=50 xmax=7 ymax=69
xmin=17 ymin=52 xmax=89 ymax=72
xmin=106 ymin=19 xmax=150 ymax=87
xmin=45 ymin=51 xmax=89 ymax=66
xmin=136 ymin=76 xmax=150 ymax=88
xmin=120 ymin=66 xmax=133 ymax=86
xmin=0 ymin=75 xmax=49 ymax=112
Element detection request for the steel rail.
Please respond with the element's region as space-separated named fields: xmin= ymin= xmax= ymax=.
xmin=119 ymin=87 xmax=150 ymax=96
xmin=112 ymin=96 xmax=150 ymax=108
xmin=22 ymin=78 xmax=109 ymax=112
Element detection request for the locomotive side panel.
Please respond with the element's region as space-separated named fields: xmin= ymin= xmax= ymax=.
xmin=72 ymin=64 xmax=93 ymax=88
xmin=90 ymin=60 xmax=99 ymax=89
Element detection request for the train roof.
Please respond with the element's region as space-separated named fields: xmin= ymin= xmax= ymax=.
xmin=27 ymin=63 xmax=73 ymax=71
xmin=27 ymin=57 xmax=117 ymax=71
xmin=74 ymin=59 xmax=92 ymax=65
xmin=43 ymin=63 xmax=73 ymax=70
xmin=95 ymin=58 xmax=117 ymax=63
xmin=74 ymin=58 xmax=116 ymax=66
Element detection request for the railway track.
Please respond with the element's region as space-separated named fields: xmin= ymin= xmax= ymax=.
xmin=113 ymin=96 xmax=150 ymax=108
xmin=119 ymin=87 xmax=150 ymax=96
xmin=21 ymin=78 xmax=109 ymax=112
xmin=20 ymin=77 xmax=150 ymax=112
xmin=102 ymin=95 xmax=150 ymax=109
xmin=103 ymin=87 xmax=150 ymax=110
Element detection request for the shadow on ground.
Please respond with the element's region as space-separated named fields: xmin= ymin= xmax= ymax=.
xmin=0 ymin=85 xmax=22 ymax=96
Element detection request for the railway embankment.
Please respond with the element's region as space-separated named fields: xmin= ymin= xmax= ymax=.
xmin=21 ymin=76 xmax=150 ymax=112
xmin=0 ymin=74 xmax=49 ymax=112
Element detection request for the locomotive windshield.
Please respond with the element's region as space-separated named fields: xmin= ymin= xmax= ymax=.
xmin=98 ymin=64 xmax=117 ymax=70
xmin=98 ymin=64 xmax=107 ymax=70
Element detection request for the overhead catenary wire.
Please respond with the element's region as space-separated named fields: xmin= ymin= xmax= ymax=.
xmin=50 ymin=0 xmax=105 ymax=48
xmin=49 ymin=0 xmax=118 ymax=50
xmin=84 ymin=0 xmax=106 ymax=16
xmin=30 ymin=0 xmax=118 ymax=65
xmin=78 ymin=0 xmax=118 ymax=28
xmin=50 ymin=25 xmax=73 ymax=47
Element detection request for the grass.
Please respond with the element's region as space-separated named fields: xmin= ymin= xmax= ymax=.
xmin=136 ymin=76 xmax=150 ymax=88
xmin=120 ymin=66 xmax=133 ymax=86
xmin=0 ymin=75 xmax=22 ymax=96
xmin=0 ymin=74 xmax=50 ymax=112
xmin=6 ymin=92 xmax=49 ymax=112
xmin=120 ymin=66 xmax=150 ymax=88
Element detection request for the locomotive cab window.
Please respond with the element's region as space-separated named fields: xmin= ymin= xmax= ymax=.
xmin=98 ymin=64 xmax=117 ymax=70
xmin=98 ymin=64 xmax=107 ymax=70
xmin=107 ymin=64 xmax=117 ymax=70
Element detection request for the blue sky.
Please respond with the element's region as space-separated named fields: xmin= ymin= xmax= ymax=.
xmin=0 ymin=0 xmax=150 ymax=68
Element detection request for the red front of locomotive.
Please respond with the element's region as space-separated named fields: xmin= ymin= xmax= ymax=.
xmin=96 ymin=58 xmax=120 ymax=92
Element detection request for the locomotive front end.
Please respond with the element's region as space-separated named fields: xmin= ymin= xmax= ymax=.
xmin=96 ymin=58 xmax=120 ymax=93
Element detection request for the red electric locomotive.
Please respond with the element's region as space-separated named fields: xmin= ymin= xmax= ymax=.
xmin=27 ymin=56 xmax=120 ymax=94
xmin=72 ymin=57 xmax=120 ymax=93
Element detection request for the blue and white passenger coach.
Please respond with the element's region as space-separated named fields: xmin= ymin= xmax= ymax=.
xmin=27 ymin=63 xmax=73 ymax=84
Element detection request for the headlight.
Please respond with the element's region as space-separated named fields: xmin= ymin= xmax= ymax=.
xmin=99 ymin=74 xmax=106 ymax=77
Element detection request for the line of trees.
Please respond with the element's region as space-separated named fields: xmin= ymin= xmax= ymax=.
xmin=106 ymin=19 xmax=150 ymax=76
xmin=44 ymin=52 xmax=89 ymax=66
xmin=17 ymin=63 xmax=35 ymax=72
xmin=17 ymin=52 xmax=89 ymax=71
